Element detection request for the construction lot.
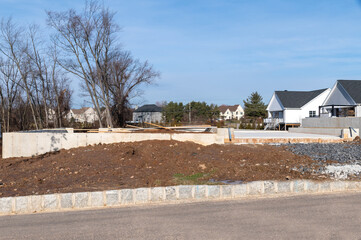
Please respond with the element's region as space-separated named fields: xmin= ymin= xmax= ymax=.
xmin=1 ymin=137 xmax=361 ymax=198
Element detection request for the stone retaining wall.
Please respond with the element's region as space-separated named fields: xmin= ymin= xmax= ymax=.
xmin=1 ymin=180 xmax=360 ymax=216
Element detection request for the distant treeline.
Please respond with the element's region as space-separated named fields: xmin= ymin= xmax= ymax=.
xmin=162 ymin=101 xmax=220 ymax=125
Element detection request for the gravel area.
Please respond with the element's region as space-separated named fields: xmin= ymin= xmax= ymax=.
xmin=283 ymin=142 xmax=361 ymax=179
xmin=323 ymin=164 xmax=361 ymax=180
xmin=284 ymin=143 xmax=361 ymax=163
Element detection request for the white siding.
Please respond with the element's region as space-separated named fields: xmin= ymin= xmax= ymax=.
xmin=283 ymin=89 xmax=330 ymax=124
xmin=133 ymin=112 xmax=162 ymax=123
xmin=267 ymin=94 xmax=284 ymax=111
xmin=356 ymin=106 xmax=361 ymax=117
xmin=283 ymin=109 xmax=301 ymax=123
xmin=323 ymin=83 xmax=355 ymax=106
xmin=300 ymin=88 xmax=331 ymax=119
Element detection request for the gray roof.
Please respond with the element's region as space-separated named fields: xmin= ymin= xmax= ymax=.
xmin=134 ymin=104 xmax=162 ymax=112
xmin=338 ymin=80 xmax=361 ymax=104
xmin=275 ymin=89 xmax=328 ymax=108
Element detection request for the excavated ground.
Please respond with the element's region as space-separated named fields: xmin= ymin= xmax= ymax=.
xmin=0 ymin=140 xmax=333 ymax=197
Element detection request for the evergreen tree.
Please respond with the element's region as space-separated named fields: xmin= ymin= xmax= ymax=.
xmin=243 ymin=92 xmax=267 ymax=118
xmin=162 ymin=101 xmax=220 ymax=124
xmin=162 ymin=101 xmax=184 ymax=123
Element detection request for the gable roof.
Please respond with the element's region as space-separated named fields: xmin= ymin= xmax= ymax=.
xmin=71 ymin=107 xmax=91 ymax=115
xmin=219 ymin=105 xmax=240 ymax=114
xmin=275 ymin=89 xmax=328 ymax=108
xmin=134 ymin=104 xmax=162 ymax=112
xmin=337 ymin=80 xmax=361 ymax=104
xmin=218 ymin=105 xmax=229 ymax=114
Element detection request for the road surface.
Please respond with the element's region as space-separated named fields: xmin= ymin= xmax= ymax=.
xmin=1 ymin=192 xmax=361 ymax=239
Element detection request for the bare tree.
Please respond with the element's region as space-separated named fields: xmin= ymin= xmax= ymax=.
xmin=47 ymin=1 xmax=159 ymax=128
xmin=0 ymin=58 xmax=20 ymax=132
xmin=108 ymin=51 xmax=159 ymax=126
xmin=46 ymin=1 xmax=118 ymax=127
xmin=0 ymin=18 xmax=40 ymax=129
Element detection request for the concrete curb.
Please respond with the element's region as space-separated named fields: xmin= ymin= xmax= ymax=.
xmin=1 ymin=180 xmax=361 ymax=216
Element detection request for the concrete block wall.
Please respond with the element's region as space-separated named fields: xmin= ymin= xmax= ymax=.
xmin=302 ymin=117 xmax=361 ymax=130
xmin=3 ymin=132 xmax=223 ymax=159
xmin=289 ymin=127 xmax=359 ymax=138
xmin=1 ymin=180 xmax=360 ymax=216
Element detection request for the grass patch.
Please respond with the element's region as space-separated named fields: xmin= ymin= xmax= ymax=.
xmin=173 ymin=170 xmax=216 ymax=185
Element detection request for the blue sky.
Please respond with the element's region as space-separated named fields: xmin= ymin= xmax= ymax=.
xmin=2 ymin=0 xmax=361 ymax=107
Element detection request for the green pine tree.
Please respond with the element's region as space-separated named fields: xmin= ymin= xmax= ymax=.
xmin=243 ymin=92 xmax=267 ymax=118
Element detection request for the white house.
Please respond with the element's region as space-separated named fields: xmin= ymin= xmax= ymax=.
xmin=265 ymin=88 xmax=330 ymax=130
xmin=320 ymin=80 xmax=361 ymax=117
xmin=132 ymin=104 xmax=163 ymax=123
xmin=219 ymin=105 xmax=244 ymax=120
xmin=66 ymin=107 xmax=99 ymax=123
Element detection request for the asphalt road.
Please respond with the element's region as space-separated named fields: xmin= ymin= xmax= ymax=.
xmin=1 ymin=192 xmax=361 ymax=240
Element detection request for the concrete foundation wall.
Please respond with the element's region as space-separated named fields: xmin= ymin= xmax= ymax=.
xmin=3 ymin=132 xmax=222 ymax=159
xmin=288 ymin=127 xmax=359 ymax=138
xmin=302 ymin=117 xmax=361 ymax=130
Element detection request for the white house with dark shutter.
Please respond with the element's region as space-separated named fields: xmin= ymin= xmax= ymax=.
xmin=320 ymin=80 xmax=361 ymax=117
xmin=265 ymin=88 xmax=330 ymax=130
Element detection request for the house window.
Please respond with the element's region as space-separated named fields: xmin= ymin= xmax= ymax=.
xmin=309 ymin=111 xmax=316 ymax=117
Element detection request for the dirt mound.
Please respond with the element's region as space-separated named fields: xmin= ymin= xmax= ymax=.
xmin=352 ymin=136 xmax=361 ymax=144
xmin=0 ymin=140 xmax=323 ymax=197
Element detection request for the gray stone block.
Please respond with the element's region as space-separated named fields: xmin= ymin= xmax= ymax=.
xmin=151 ymin=187 xmax=164 ymax=202
xmin=0 ymin=197 xmax=12 ymax=214
xmin=234 ymin=184 xmax=247 ymax=197
xmin=91 ymin=192 xmax=104 ymax=207
xmin=331 ymin=181 xmax=346 ymax=192
xmin=319 ymin=182 xmax=331 ymax=192
xmin=135 ymin=188 xmax=149 ymax=203
xmin=194 ymin=185 xmax=206 ymax=199
xmin=30 ymin=195 xmax=42 ymax=212
xmin=247 ymin=181 xmax=264 ymax=195
xmin=264 ymin=181 xmax=276 ymax=194
xmin=106 ymin=190 xmax=119 ymax=206
xmin=208 ymin=185 xmax=220 ymax=199
xmin=43 ymin=194 xmax=58 ymax=210
xmin=120 ymin=189 xmax=134 ymax=204
xmin=60 ymin=193 xmax=73 ymax=208
xmin=306 ymin=181 xmax=319 ymax=193
xmin=165 ymin=186 xmax=177 ymax=201
xmin=74 ymin=192 xmax=89 ymax=208
xmin=293 ymin=180 xmax=305 ymax=193
xmin=277 ymin=182 xmax=291 ymax=193
xmin=15 ymin=196 xmax=28 ymax=213
xmin=178 ymin=185 xmax=193 ymax=200
xmin=221 ymin=185 xmax=232 ymax=198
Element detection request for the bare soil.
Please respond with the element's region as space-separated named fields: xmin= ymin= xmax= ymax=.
xmin=0 ymin=140 xmax=328 ymax=197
